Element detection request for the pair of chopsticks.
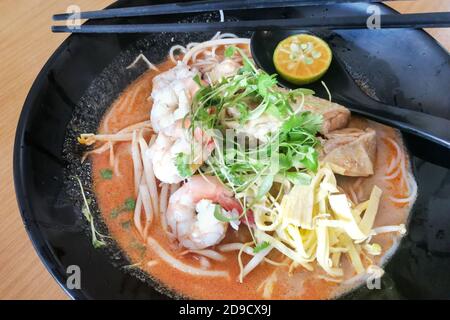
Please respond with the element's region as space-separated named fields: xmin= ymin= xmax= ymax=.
xmin=52 ymin=0 xmax=450 ymax=33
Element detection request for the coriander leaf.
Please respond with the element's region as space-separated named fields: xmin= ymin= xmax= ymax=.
xmin=278 ymin=153 xmax=292 ymax=170
xmin=241 ymin=60 xmax=253 ymax=73
xmin=256 ymin=174 xmax=275 ymax=200
xmin=281 ymin=112 xmax=322 ymax=136
xmin=287 ymin=130 xmax=308 ymax=142
xmin=124 ymin=198 xmax=136 ymax=211
xmin=235 ymin=102 xmax=249 ymax=124
xmin=257 ymin=73 xmax=277 ymax=98
xmin=285 ymin=171 xmax=312 ymax=185
xmin=175 ymin=153 xmax=193 ymax=178
xmin=224 ymin=45 xmax=236 ymax=58
xmin=297 ymin=111 xmax=323 ymax=135
xmin=265 ymin=103 xmax=283 ymax=119
xmin=235 ymin=47 xmax=257 ymax=73
xmin=253 ymin=241 xmax=270 ymax=253
xmin=277 ymin=113 xmax=321 ymax=173
xmin=298 ymin=147 xmax=318 ymax=171
xmin=265 ymin=98 xmax=291 ymax=119
xmin=280 ymin=114 xmax=299 ymax=132
xmin=100 ymin=168 xmax=113 ymax=180
xmin=112 ymin=197 xmax=136 ymax=218
xmin=193 ymin=74 xmax=203 ymax=87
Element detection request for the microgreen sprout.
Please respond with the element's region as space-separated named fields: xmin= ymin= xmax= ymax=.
xmin=190 ymin=46 xmax=322 ymax=219
xmin=75 ymin=176 xmax=107 ymax=248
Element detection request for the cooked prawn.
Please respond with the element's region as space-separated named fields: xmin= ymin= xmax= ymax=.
xmin=208 ymin=59 xmax=241 ymax=84
xmin=166 ymin=175 xmax=243 ymax=250
xmin=225 ymin=113 xmax=281 ymax=143
xmin=150 ymin=61 xmax=200 ymax=132
xmin=146 ymin=120 xmax=215 ymax=184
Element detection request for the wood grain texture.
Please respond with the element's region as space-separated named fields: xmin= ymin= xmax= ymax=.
xmin=0 ymin=0 xmax=448 ymax=300
xmin=0 ymin=0 xmax=113 ymax=301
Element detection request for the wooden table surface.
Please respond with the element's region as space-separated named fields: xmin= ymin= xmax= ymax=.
xmin=0 ymin=0 xmax=448 ymax=300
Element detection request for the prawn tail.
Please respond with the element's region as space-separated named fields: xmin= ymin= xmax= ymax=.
xmin=218 ymin=194 xmax=243 ymax=214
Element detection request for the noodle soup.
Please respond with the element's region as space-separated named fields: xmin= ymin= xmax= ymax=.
xmin=78 ymin=34 xmax=416 ymax=299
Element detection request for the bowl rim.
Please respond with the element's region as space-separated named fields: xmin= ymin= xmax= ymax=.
xmin=12 ymin=1 xmax=449 ymax=300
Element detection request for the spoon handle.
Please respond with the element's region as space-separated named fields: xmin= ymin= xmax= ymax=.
xmin=334 ymin=94 xmax=450 ymax=150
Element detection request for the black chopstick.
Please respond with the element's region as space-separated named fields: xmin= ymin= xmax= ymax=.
xmin=52 ymin=12 xmax=450 ymax=33
xmin=53 ymin=0 xmax=384 ymax=21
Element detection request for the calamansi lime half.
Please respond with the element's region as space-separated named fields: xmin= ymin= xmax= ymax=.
xmin=273 ymin=34 xmax=332 ymax=85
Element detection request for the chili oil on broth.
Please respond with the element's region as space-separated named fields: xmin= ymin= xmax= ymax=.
xmin=91 ymin=59 xmax=414 ymax=300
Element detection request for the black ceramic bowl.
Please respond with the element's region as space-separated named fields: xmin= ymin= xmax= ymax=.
xmin=14 ymin=0 xmax=450 ymax=299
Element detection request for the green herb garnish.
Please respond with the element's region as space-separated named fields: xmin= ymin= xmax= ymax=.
xmin=257 ymin=73 xmax=277 ymax=98
xmin=193 ymin=74 xmax=203 ymax=87
xmin=224 ymin=45 xmax=236 ymax=58
xmin=124 ymin=198 xmax=136 ymax=211
xmin=111 ymin=197 xmax=136 ymax=218
xmin=256 ymin=174 xmax=275 ymax=200
xmin=121 ymin=220 xmax=131 ymax=230
xmin=75 ymin=176 xmax=107 ymax=248
xmin=253 ymin=241 xmax=270 ymax=253
xmin=100 ymin=168 xmax=113 ymax=180
xmin=285 ymin=171 xmax=312 ymax=185
xmin=189 ymin=46 xmax=323 ymax=228
xmin=175 ymin=152 xmax=193 ymax=178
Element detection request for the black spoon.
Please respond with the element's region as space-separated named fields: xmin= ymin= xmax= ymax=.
xmin=251 ymin=30 xmax=450 ymax=153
